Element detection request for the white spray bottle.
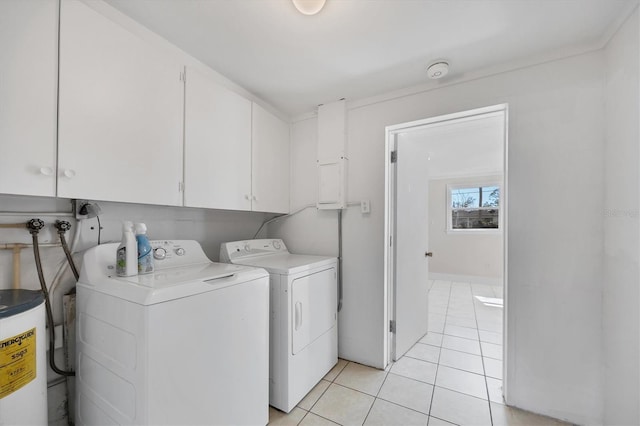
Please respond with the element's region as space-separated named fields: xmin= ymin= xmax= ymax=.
xmin=116 ymin=221 xmax=137 ymax=277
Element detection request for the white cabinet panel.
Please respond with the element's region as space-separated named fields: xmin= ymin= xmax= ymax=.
xmin=0 ymin=0 xmax=58 ymax=197
xmin=251 ymin=103 xmax=290 ymax=214
xmin=184 ymin=67 xmax=252 ymax=210
xmin=58 ymin=0 xmax=183 ymax=206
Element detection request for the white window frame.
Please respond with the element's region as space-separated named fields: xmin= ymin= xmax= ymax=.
xmin=446 ymin=182 xmax=503 ymax=234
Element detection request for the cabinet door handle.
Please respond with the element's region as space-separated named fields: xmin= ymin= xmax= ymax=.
xmin=63 ymin=169 xmax=76 ymax=178
xmin=425 ymin=252 xmax=433 ymax=257
xmin=244 ymin=194 xmax=250 ymax=200
xmin=252 ymin=195 xmax=257 ymax=201
xmin=39 ymin=167 xmax=54 ymax=176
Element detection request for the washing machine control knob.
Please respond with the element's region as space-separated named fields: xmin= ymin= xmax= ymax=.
xmin=244 ymin=243 xmax=251 ymax=252
xmin=153 ymin=247 xmax=167 ymax=260
xmin=175 ymin=248 xmax=185 ymax=256
xmin=272 ymin=240 xmax=281 ymax=250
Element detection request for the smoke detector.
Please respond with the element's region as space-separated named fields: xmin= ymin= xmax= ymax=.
xmin=427 ymin=61 xmax=449 ymax=79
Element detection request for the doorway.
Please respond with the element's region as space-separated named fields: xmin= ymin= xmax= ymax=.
xmin=383 ymin=104 xmax=508 ymax=395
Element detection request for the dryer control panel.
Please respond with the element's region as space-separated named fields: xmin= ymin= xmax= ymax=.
xmin=220 ymin=239 xmax=288 ymax=263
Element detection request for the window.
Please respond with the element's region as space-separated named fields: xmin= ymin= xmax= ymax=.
xmin=447 ymin=184 xmax=501 ymax=231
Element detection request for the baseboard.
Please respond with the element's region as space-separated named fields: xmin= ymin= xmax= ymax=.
xmin=429 ymin=272 xmax=503 ymax=286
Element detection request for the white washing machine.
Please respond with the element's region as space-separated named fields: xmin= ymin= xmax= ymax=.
xmin=220 ymin=239 xmax=338 ymax=413
xmin=76 ymin=240 xmax=269 ymax=426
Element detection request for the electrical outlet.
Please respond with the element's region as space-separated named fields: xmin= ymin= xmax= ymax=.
xmin=75 ymin=199 xmax=90 ymax=219
xmin=361 ymin=200 xmax=371 ymax=214
xmin=75 ymin=199 xmax=102 ymax=219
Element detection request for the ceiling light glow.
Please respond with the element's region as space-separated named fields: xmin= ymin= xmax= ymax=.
xmin=292 ymin=0 xmax=326 ymax=15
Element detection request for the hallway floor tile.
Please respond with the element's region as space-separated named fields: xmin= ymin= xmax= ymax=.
xmin=269 ymin=280 xmax=569 ymax=425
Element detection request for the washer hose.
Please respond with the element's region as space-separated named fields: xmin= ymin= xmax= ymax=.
xmin=55 ymin=221 xmax=79 ymax=281
xmin=27 ymin=219 xmax=75 ymax=377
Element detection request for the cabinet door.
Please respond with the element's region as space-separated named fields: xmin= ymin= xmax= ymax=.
xmin=0 ymin=0 xmax=58 ymax=197
xmin=58 ymin=0 xmax=183 ymax=206
xmin=251 ymin=103 xmax=290 ymax=213
xmin=184 ymin=67 xmax=252 ymax=210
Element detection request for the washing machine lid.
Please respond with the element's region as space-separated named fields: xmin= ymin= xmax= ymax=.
xmin=79 ymin=240 xmax=269 ymax=305
xmin=230 ymin=253 xmax=336 ymax=275
xmin=81 ymin=262 xmax=267 ymax=305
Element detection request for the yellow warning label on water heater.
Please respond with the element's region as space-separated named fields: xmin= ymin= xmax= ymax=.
xmin=0 ymin=328 xmax=36 ymax=399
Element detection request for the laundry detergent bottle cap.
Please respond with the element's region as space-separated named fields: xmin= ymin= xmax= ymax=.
xmin=134 ymin=222 xmax=147 ymax=234
xmin=135 ymin=222 xmax=154 ymax=274
xmin=116 ymin=221 xmax=137 ymax=277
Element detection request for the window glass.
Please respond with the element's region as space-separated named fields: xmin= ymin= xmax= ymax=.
xmin=450 ymin=186 xmax=499 ymax=229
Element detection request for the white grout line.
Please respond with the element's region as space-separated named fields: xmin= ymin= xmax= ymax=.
xmin=288 ymin=281 xmax=504 ymax=426
xmin=427 ymin=280 xmax=453 ymax=420
xmin=361 ymin=364 xmax=392 ymax=424
xmin=295 ymin=361 xmax=348 ymax=425
xmin=470 ymin=282 xmax=496 ymax=426
xmin=374 ymin=396 xmax=433 ymax=418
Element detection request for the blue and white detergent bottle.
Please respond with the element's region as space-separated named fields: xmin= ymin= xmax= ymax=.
xmin=134 ymin=222 xmax=154 ymax=274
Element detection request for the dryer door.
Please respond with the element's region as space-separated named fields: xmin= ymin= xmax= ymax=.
xmin=291 ymin=267 xmax=337 ymax=355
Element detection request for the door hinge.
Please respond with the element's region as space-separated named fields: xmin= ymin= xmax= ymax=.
xmin=389 ymin=320 xmax=396 ymax=333
xmin=389 ymin=235 xmax=393 ymax=247
xmin=180 ymin=71 xmax=186 ymax=82
xmin=178 ymin=182 xmax=184 ymax=192
xmin=390 ymin=151 xmax=397 ymax=163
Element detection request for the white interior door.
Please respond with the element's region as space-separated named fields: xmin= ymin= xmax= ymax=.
xmin=394 ymin=132 xmax=430 ymax=359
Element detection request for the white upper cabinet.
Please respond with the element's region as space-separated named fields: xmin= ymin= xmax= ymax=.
xmin=57 ymin=0 xmax=184 ymax=206
xmin=2 ymin=0 xmax=289 ymax=212
xmin=251 ymin=103 xmax=290 ymax=214
xmin=184 ymin=67 xmax=252 ymax=211
xmin=0 ymin=0 xmax=59 ymax=197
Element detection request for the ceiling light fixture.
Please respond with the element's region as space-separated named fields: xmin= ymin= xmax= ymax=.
xmin=292 ymin=0 xmax=326 ymax=15
xmin=427 ymin=61 xmax=449 ymax=79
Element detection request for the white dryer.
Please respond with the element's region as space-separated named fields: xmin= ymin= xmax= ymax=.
xmin=76 ymin=240 xmax=269 ymax=426
xmin=220 ymin=239 xmax=338 ymax=413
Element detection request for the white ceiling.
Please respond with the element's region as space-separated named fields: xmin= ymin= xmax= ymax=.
xmin=105 ymin=0 xmax=637 ymax=117
xmin=399 ymin=112 xmax=504 ymax=179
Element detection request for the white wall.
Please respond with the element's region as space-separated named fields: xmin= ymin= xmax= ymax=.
xmin=603 ymin=8 xmax=639 ymax=425
xmin=401 ymin=111 xmax=505 ymax=179
xmin=428 ymin=176 xmax=503 ymax=279
xmin=0 ymin=193 xmax=269 ymax=424
xmin=272 ymin=50 xmax=606 ymax=424
xmin=0 ymin=194 xmax=269 ymax=303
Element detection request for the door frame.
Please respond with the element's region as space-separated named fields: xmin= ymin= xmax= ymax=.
xmin=383 ymin=103 xmax=509 ymax=394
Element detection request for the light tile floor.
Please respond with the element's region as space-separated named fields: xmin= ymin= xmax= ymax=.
xmin=269 ymin=280 xmax=569 ymax=426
